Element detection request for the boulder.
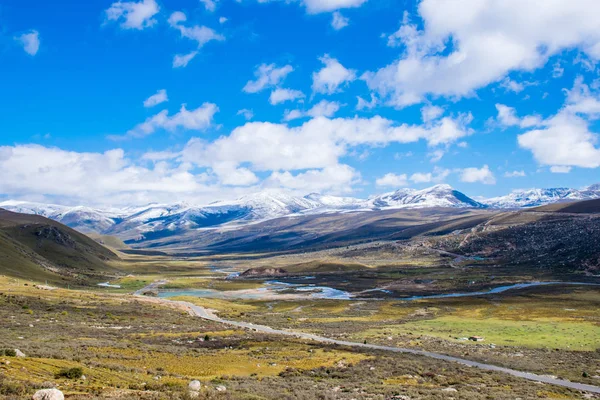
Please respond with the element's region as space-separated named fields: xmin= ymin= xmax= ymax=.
xmin=15 ymin=349 xmax=26 ymax=357
xmin=32 ymin=388 xmax=64 ymax=400
xmin=215 ymin=385 xmax=227 ymax=392
xmin=189 ymin=380 xmax=202 ymax=391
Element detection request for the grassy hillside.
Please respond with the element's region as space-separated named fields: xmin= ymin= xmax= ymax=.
xmin=0 ymin=209 xmax=120 ymax=285
xmin=87 ymin=233 xmax=130 ymax=250
xmin=530 ymin=198 xmax=600 ymax=214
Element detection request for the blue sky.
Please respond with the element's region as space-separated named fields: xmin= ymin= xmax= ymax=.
xmin=1 ymin=0 xmax=600 ymax=206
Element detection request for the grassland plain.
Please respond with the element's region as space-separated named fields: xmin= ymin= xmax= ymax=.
xmin=0 ymin=276 xmax=594 ymax=399
xmin=183 ymin=284 xmax=600 ymax=388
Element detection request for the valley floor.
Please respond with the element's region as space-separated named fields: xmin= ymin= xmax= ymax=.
xmin=1 ymin=257 xmax=600 ymax=399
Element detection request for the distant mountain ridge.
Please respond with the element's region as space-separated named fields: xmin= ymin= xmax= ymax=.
xmin=1 ymin=184 xmax=599 ymax=240
xmin=481 ymin=185 xmax=600 ymax=208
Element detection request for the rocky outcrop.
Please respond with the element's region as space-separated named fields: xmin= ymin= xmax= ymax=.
xmin=240 ymin=267 xmax=287 ymax=277
xmin=32 ymin=388 xmax=64 ymax=400
xmin=189 ymin=380 xmax=202 ymax=397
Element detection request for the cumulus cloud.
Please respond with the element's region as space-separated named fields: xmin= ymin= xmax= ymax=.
xmin=364 ymin=1 xmax=600 ymax=107
xmin=495 ymin=104 xmax=543 ymax=128
xmin=307 ymin=100 xmax=341 ymax=118
xmin=200 ymin=0 xmax=218 ymax=12
xmin=168 ymin=11 xmax=224 ymax=67
xmin=283 ymin=100 xmax=341 ymax=120
xmin=517 ymin=78 xmax=600 ymax=169
xmin=110 ymin=103 xmax=219 ymax=140
xmin=173 ymin=51 xmax=198 ymax=68
xmin=504 ymin=170 xmax=526 ymax=178
xmin=356 ymin=94 xmax=378 ymax=110
xmin=409 ymin=167 xmax=450 ymax=183
xmin=181 ymin=114 xmax=471 ymax=187
xmin=312 ymin=55 xmax=356 ymax=94
xmin=331 ymin=12 xmax=349 ymax=30
xmin=550 ymin=166 xmax=572 ymax=173
xmin=265 ymin=164 xmax=359 ymax=193
xmin=303 ymin=0 xmax=367 ymax=13
xmin=283 ymin=109 xmax=305 ymax=121
xmin=143 ymin=89 xmax=168 ymax=108
xmin=421 ymin=105 xmax=444 ymax=123
xmin=237 ymin=109 xmax=254 ymax=120
xmin=269 ymin=88 xmax=305 ymax=105
xmin=376 ymin=173 xmax=408 ymax=188
xmin=459 ymin=165 xmax=496 ymax=184
xmin=0 ymin=145 xmax=215 ymax=206
xmin=244 ymin=0 xmax=367 ymax=14
xmin=2 ymin=110 xmax=475 ymax=204
xmin=15 ymin=30 xmax=40 ymax=56
xmin=105 ymin=0 xmax=159 ymax=30
xmin=244 ymin=64 xmax=294 ymax=93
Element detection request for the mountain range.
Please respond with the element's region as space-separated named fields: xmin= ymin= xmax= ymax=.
xmin=1 ymin=184 xmax=599 ymax=243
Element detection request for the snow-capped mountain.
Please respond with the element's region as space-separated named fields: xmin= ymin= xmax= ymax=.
xmin=369 ymin=184 xmax=485 ymax=209
xmin=2 ymin=184 xmax=599 ymax=238
xmin=0 ymin=201 xmax=124 ymax=233
xmin=482 ymin=185 xmax=600 ymax=208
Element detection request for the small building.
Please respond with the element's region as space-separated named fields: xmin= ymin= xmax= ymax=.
xmin=469 ymin=336 xmax=484 ymax=342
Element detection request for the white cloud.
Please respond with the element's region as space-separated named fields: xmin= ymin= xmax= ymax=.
xmin=427 ymin=149 xmax=445 ymax=163
xmin=409 ymin=167 xmax=450 ymax=183
xmin=303 ymin=0 xmax=367 ymax=14
xmin=421 ymin=105 xmax=444 ymax=123
xmin=356 ymin=94 xmax=378 ymax=110
xmin=307 ymin=100 xmax=341 ymax=118
xmin=495 ymin=104 xmax=543 ymax=128
xmin=265 ymin=164 xmax=358 ymax=193
xmin=105 ymin=0 xmax=159 ymax=30
xmin=244 ymin=64 xmax=294 ymax=93
xmin=0 ymin=145 xmax=214 ymax=206
xmin=245 ymin=0 xmax=367 ymax=14
xmin=143 ymin=89 xmax=168 ymax=108
xmin=169 ymin=11 xmax=225 ymax=47
xmin=15 ymin=30 xmax=40 ymax=56
xmin=168 ymin=11 xmax=224 ymax=67
xmin=181 ymin=114 xmax=471 ymax=187
xmin=409 ymin=172 xmax=432 ymax=184
xmin=200 ymin=0 xmax=218 ymax=12
xmin=1 ymin=110 xmax=475 ymax=204
xmin=517 ymin=78 xmax=600 ymax=169
xmin=269 ymin=88 xmax=305 ymax=105
xmin=552 ymin=61 xmax=564 ymax=78
xmin=364 ymin=0 xmax=600 ymax=107
xmin=283 ymin=109 xmax=305 ymax=121
xmin=460 ymin=165 xmax=496 ymax=185
xmin=550 ymin=166 xmax=572 ymax=173
xmin=283 ymin=100 xmax=341 ymax=120
xmin=110 ymin=103 xmax=219 ymax=140
xmin=331 ymin=12 xmax=349 ymax=30
xmin=219 ymin=17 xmax=228 ymax=24
xmin=504 ymin=170 xmax=526 ymax=177
xmin=518 ymin=113 xmax=600 ymax=168
xmin=312 ymin=55 xmax=356 ymax=94
xmin=173 ymin=51 xmax=198 ymax=68
xmin=376 ymin=173 xmax=408 ymax=188
xmin=237 ymin=109 xmax=254 ymax=120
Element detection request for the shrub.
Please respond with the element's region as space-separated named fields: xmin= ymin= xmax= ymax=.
xmin=3 ymin=349 xmax=17 ymax=357
xmin=56 ymin=367 xmax=84 ymax=379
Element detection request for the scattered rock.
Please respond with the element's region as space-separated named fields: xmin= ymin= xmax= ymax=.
xmin=189 ymin=380 xmax=202 ymax=392
xmin=15 ymin=349 xmax=26 ymax=357
xmin=240 ymin=267 xmax=287 ymax=277
xmin=442 ymin=387 xmax=458 ymax=393
xmin=215 ymin=385 xmax=227 ymax=392
xmin=32 ymin=388 xmax=64 ymax=400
